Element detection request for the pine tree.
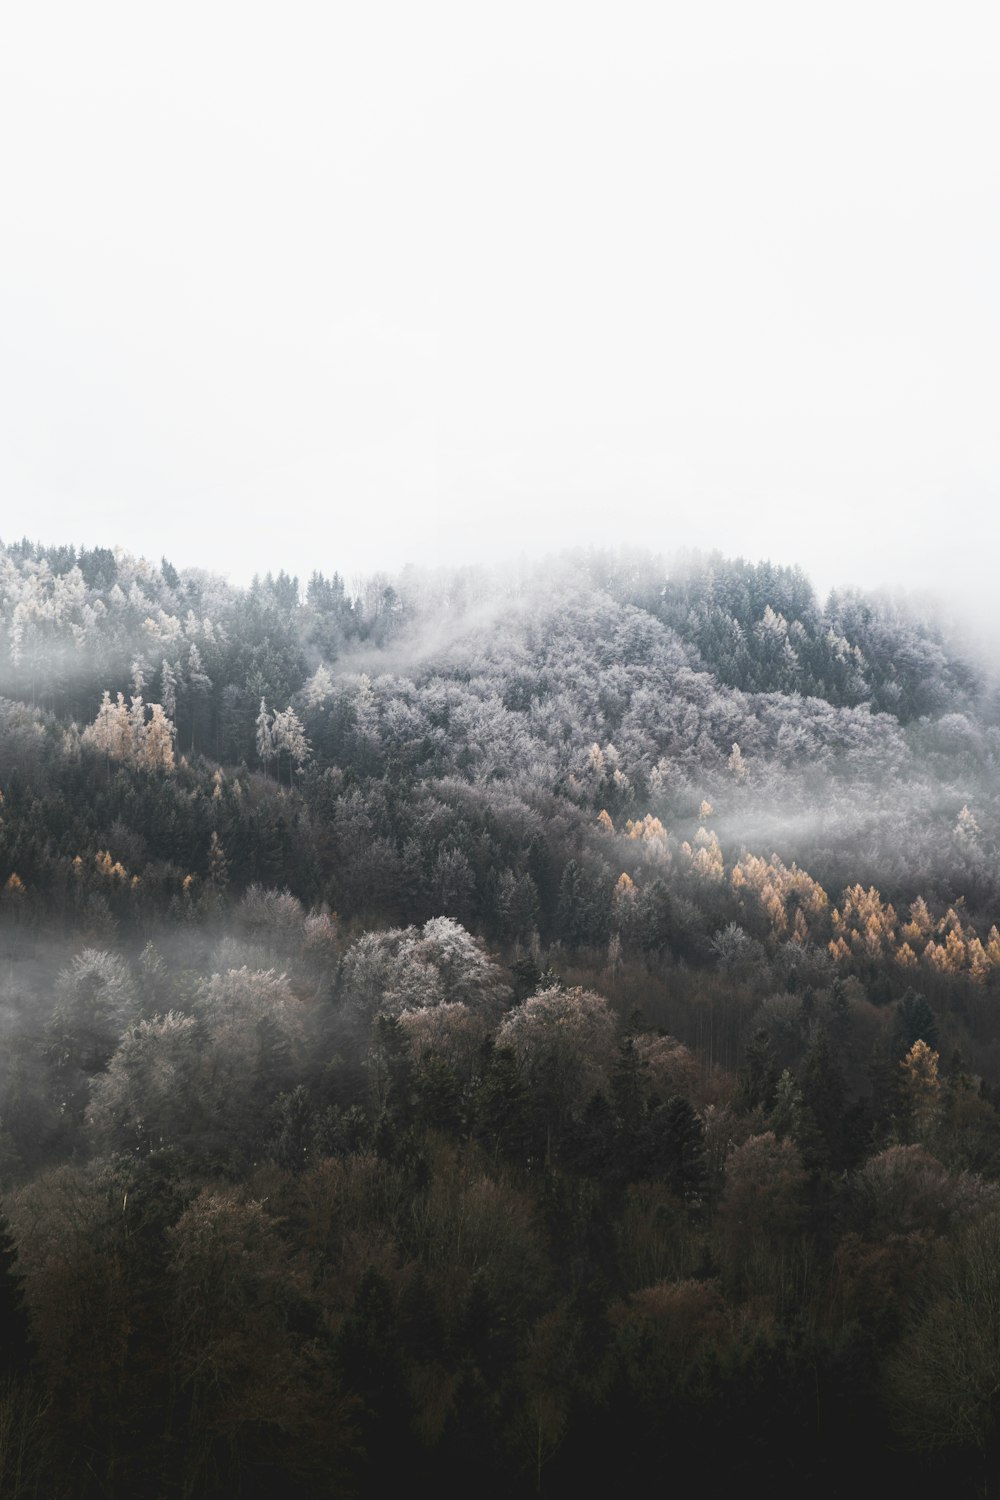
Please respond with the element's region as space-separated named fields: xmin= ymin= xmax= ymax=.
xmin=0 ymin=1205 xmax=31 ymax=1375
xmin=894 ymin=989 xmax=939 ymax=1055
xmin=304 ymin=662 xmax=335 ymax=708
xmin=127 ymin=694 xmax=147 ymax=762
xmin=207 ymin=830 xmax=229 ymax=892
xmin=255 ymin=698 xmax=274 ymax=777
xmin=737 ymin=1028 xmax=779 ymax=1112
xmin=802 ymin=1029 xmax=848 ymax=1168
xmin=473 ymin=1044 xmax=538 ymax=1162
xmin=159 ymin=659 xmax=178 ymax=721
xmin=186 ymin=644 xmax=212 ymax=751
xmin=649 ymin=1095 xmax=706 ymax=1200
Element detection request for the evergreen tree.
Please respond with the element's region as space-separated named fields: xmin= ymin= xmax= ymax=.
xmin=255 ymin=698 xmax=275 ymax=776
xmin=802 ymin=1029 xmax=848 ymax=1169
xmin=894 ymin=990 xmax=939 ymax=1056
xmin=0 ymin=1206 xmax=31 ymax=1376
xmin=737 ymin=1028 xmax=780 ymax=1113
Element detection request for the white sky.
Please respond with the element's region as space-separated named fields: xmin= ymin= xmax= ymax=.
xmin=1 ymin=1 xmax=998 ymax=609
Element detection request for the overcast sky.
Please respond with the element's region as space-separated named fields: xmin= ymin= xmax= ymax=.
xmin=1 ymin=1 xmax=998 ymax=609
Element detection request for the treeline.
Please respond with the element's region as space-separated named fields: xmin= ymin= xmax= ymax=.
xmin=2 ymin=541 xmax=1000 ymax=951
xmin=638 ymin=552 xmax=979 ymax=718
xmin=0 ymin=539 xmax=983 ymax=750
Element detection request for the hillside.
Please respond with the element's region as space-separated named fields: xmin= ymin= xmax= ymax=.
xmin=0 ymin=540 xmax=999 ymax=1496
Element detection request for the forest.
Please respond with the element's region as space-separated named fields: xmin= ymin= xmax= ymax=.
xmin=1 ymin=537 xmax=1000 ymax=1496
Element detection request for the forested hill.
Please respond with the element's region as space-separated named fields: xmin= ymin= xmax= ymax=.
xmin=0 ymin=539 xmax=981 ymax=727
xmin=0 ymin=538 xmax=996 ymax=943
xmin=3 ymin=540 xmax=1000 ymax=1497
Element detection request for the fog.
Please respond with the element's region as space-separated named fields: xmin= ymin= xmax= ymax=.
xmin=1 ymin=2 xmax=998 ymax=618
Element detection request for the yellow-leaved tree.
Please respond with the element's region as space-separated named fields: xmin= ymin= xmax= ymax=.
xmin=898 ymin=1039 xmax=941 ymax=1144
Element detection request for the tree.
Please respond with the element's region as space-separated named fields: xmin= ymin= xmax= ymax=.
xmin=81 ymin=689 xmax=175 ymax=771
xmin=304 ymin=663 xmax=335 ymax=708
xmin=138 ymin=701 xmax=176 ymax=771
xmin=47 ymin=949 xmax=137 ymax=1078
xmin=716 ymin=1132 xmax=806 ymax=1297
xmin=852 ymin=1144 xmax=998 ymax=1239
xmin=496 ymin=986 xmax=617 ymax=1137
xmin=159 ymin=658 xmax=178 ymax=720
xmin=431 ymin=846 xmax=475 ymax=921
xmin=397 ymin=1001 xmax=491 ymax=1082
xmin=86 ymin=1011 xmax=206 ymax=1154
xmin=255 ymin=698 xmax=275 ymax=777
xmin=801 ymin=1029 xmax=848 ymax=1168
xmin=208 ymin=831 xmax=230 ymax=894
xmin=272 ymin=704 xmax=311 ymax=788
xmin=898 ymin=1039 xmax=942 ymax=1144
xmin=884 ymin=1211 xmax=1000 ymax=1460
xmin=338 ymin=918 xmax=511 ymax=1025
xmin=192 ymin=968 xmax=304 ymax=1148
xmin=81 ymin=690 xmax=131 ymax=765
xmin=470 ymin=1043 xmax=537 ymax=1162
xmin=736 ymin=1028 xmax=779 ymax=1112
xmin=647 ymin=1096 xmax=706 ymax=1200
xmin=0 ymin=1204 xmax=32 ymax=1376
xmin=186 ymin=644 xmax=213 ymax=751
xmin=893 ymin=989 xmax=939 ymax=1055
xmin=557 ymin=860 xmax=610 ymax=948
xmin=335 ymin=1265 xmax=413 ymax=1482
xmin=169 ymin=1187 xmax=354 ymax=1492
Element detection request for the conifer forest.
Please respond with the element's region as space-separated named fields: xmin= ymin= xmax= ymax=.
xmin=3 ymin=538 xmax=1000 ymax=1497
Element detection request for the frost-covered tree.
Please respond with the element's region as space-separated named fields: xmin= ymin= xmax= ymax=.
xmin=159 ymin=658 xmax=178 ymax=720
xmin=80 ymin=689 xmax=175 ymax=771
xmin=272 ymin=705 xmax=311 ymax=786
xmin=255 ymin=699 xmax=275 ymax=776
xmin=304 ymin=662 xmax=335 ymax=708
xmin=186 ymin=643 xmax=213 ymax=750
xmin=87 ymin=1011 xmax=204 ymax=1152
xmin=81 ymin=690 xmax=131 ymax=764
xmin=127 ymin=694 xmax=146 ymax=761
xmin=339 ymin=916 xmax=511 ymax=1024
xmin=496 ymin=985 xmax=617 ymax=1127
xmin=194 ymin=967 xmax=303 ymax=1135
xmin=139 ymin=702 xmax=176 ymax=771
xmin=47 ymin=949 xmax=139 ymax=1078
xmin=197 ymin=966 xmax=300 ymax=1055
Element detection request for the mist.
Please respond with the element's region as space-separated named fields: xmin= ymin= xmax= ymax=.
xmin=2 ymin=3 xmax=998 ymax=615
